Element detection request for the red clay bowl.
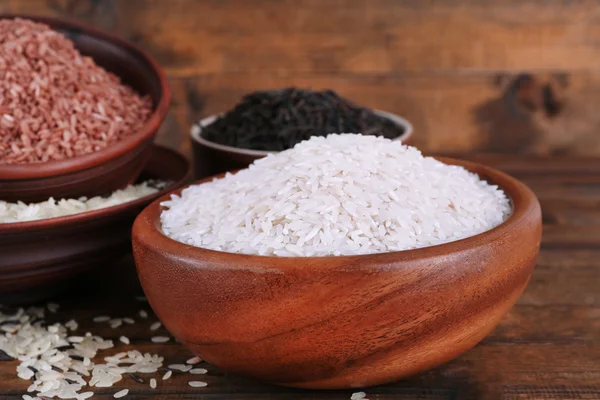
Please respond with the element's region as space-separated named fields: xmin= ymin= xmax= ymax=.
xmin=0 ymin=15 xmax=171 ymax=203
xmin=132 ymin=158 xmax=542 ymax=389
xmin=0 ymin=145 xmax=190 ymax=304
xmin=191 ymin=110 xmax=414 ymax=179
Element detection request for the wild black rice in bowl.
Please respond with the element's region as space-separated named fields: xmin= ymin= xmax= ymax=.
xmin=161 ymin=134 xmax=511 ymax=256
xmin=195 ymin=88 xmax=406 ymax=151
xmin=0 ymin=18 xmax=152 ymax=164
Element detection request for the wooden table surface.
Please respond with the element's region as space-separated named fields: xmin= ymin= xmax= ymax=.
xmin=1 ymin=154 xmax=600 ymax=400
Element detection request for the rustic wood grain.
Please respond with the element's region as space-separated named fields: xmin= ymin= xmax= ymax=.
xmin=2 ymin=0 xmax=600 ymax=155
xmin=7 ymin=0 xmax=600 ymax=74
xmin=161 ymin=73 xmax=600 ymax=156
xmin=1 ymin=155 xmax=599 ymax=399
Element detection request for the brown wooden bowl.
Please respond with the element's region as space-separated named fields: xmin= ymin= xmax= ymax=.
xmin=132 ymin=158 xmax=541 ymax=389
xmin=0 ymin=145 xmax=190 ymax=305
xmin=191 ymin=110 xmax=414 ymax=179
xmin=0 ymin=15 xmax=171 ymax=203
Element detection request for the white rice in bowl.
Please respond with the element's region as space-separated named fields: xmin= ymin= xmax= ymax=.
xmin=160 ymin=134 xmax=511 ymax=256
xmin=0 ymin=181 xmax=165 ymax=223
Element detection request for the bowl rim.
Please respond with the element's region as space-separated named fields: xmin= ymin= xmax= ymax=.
xmin=133 ymin=157 xmax=541 ymax=263
xmin=189 ymin=109 xmax=414 ymax=157
xmin=0 ymin=15 xmax=171 ymax=180
xmin=0 ymin=145 xmax=190 ymax=233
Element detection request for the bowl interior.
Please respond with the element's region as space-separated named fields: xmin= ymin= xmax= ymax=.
xmin=143 ymin=156 xmax=537 ymax=264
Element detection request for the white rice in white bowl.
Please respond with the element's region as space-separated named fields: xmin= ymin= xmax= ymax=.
xmin=160 ymin=134 xmax=511 ymax=256
xmin=0 ymin=181 xmax=164 ymax=223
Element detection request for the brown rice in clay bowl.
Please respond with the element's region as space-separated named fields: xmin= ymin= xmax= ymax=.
xmin=133 ymin=134 xmax=542 ymax=389
xmin=190 ymin=88 xmax=413 ymax=179
xmin=0 ymin=16 xmax=171 ymax=203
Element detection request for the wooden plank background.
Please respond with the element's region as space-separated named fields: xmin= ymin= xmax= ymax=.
xmin=2 ymin=0 xmax=600 ymax=156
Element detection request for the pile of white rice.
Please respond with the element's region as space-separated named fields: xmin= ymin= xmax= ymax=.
xmin=1 ymin=306 xmax=161 ymax=399
xmin=0 ymin=181 xmax=164 ymax=223
xmin=160 ymin=134 xmax=511 ymax=256
xmin=0 ymin=303 xmax=209 ymax=399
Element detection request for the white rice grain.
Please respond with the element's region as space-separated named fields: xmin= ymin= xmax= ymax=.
xmin=188 ymin=381 xmax=208 ymax=388
xmin=0 ymin=181 xmax=162 ymax=224
xmin=150 ymin=322 xmax=161 ymax=331
xmin=47 ymin=303 xmax=59 ymax=313
xmin=168 ymin=364 xmax=187 ymax=371
xmin=160 ymin=134 xmax=511 ymax=256
xmin=186 ymin=356 xmax=202 ymax=364
xmin=65 ymin=320 xmax=78 ymax=331
xmin=109 ymin=319 xmax=122 ymax=329
xmin=114 ymin=388 xmax=129 ymax=398
xmin=1 ymin=306 xmax=164 ymax=400
xmin=190 ymin=368 xmax=207 ymax=375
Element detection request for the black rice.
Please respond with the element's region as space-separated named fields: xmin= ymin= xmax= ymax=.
xmin=198 ymin=88 xmax=406 ymax=151
xmin=128 ymin=373 xmax=145 ymax=384
xmin=0 ymin=349 xmax=14 ymax=361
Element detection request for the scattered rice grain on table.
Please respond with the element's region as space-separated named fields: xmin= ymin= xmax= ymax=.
xmin=0 ymin=306 xmax=165 ymax=399
xmin=65 ymin=319 xmax=78 ymax=330
xmin=150 ymin=321 xmax=162 ymax=331
xmin=0 ymin=18 xmax=152 ymax=164
xmin=186 ymin=356 xmax=202 ymax=364
xmin=188 ymin=381 xmax=208 ymax=388
xmin=110 ymin=319 xmax=123 ymax=329
xmin=190 ymin=368 xmax=207 ymax=375
xmin=161 ymin=134 xmax=511 ymax=256
xmin=113 ymin=388 xmax=129 ymax=398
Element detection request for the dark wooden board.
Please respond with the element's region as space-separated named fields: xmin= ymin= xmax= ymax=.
xmin=1 ymin=155 xmax=599 ymax=399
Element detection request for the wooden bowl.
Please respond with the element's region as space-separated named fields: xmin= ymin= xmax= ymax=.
xmin=0 ymin=15 xmax=171 ymax=203
xmin=191 ymin=110 xmax=414 ymax=179
xmin=0 ymin=145 xmax=190 ymax=304
xmin=132 ymin=158 xmax=542 ymax=389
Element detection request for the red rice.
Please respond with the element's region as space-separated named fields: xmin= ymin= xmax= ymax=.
xmin=0 ymin=18 xmax=152 ymax=164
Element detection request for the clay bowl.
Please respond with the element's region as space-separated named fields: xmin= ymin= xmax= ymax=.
xmin=191 ymin=110 xmax=413 ymax=179
xmin=132 ymin=158 xmax=542 ymax=389
xmin=0 ymin=145 xmax=190 ymax=304
xmin=0 ymin=15 xmax=171 ymax=203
